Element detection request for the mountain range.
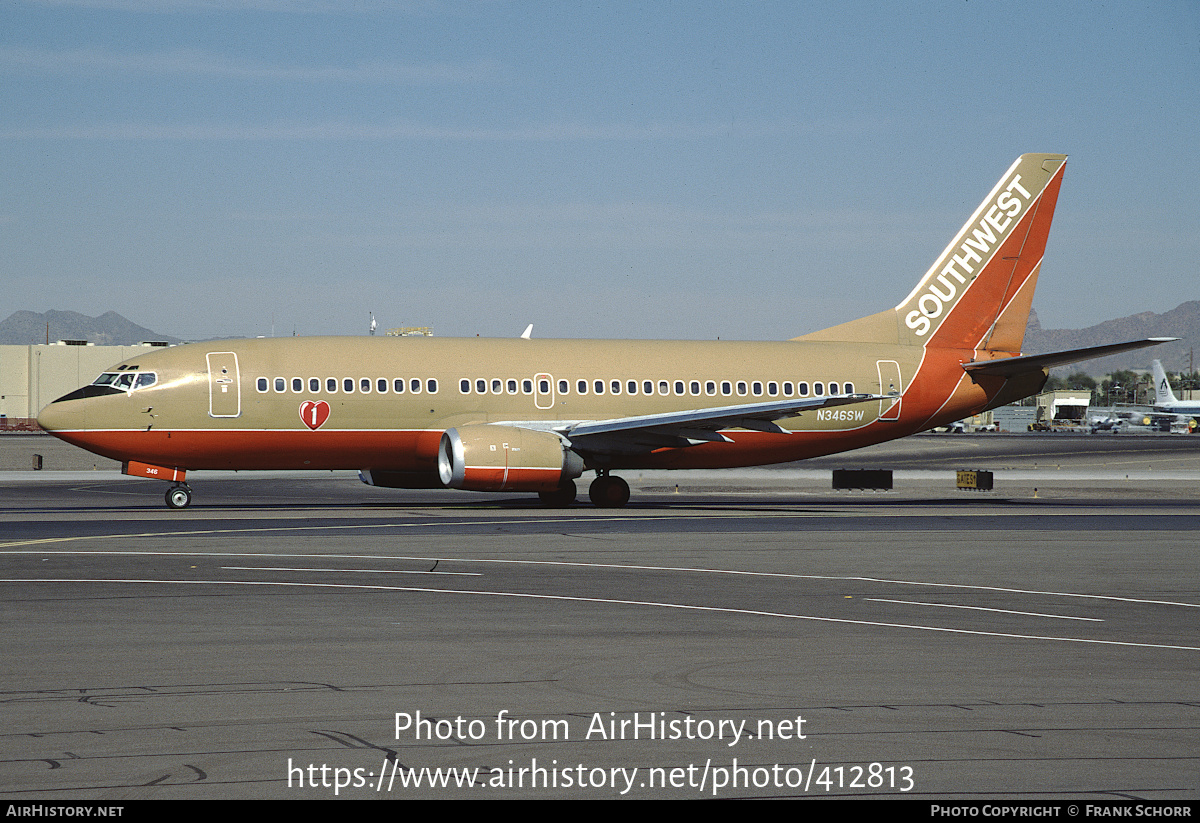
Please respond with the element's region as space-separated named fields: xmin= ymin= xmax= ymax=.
xmin=1024 ymin=302 xmax=1200 ymax=376
xmin=0 ymin=310 xmax=181 ymax=347
xmin=3 ymin=304 xmax=1198 ymax=377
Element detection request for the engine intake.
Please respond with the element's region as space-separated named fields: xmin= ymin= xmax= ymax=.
xmin=438 ymin=425 xmax=584 ymax=492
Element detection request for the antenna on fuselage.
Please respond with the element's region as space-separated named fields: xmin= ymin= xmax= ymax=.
xmin=369 ymin=312 xmax=377 ymax=336
xmin=520 ymin=324 xmax=533 ymax=339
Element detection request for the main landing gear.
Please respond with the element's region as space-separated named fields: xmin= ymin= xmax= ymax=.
xmin=165 ymin=483 xmax=193 ymax=509
xmin=589 ymin=472 xmax=630 ymax=508
xmin=538 ymin=472 xmax=631 ymax=508
xmin=538 ymin=479 xmax=576 ymax=508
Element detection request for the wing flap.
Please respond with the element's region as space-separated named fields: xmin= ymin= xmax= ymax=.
xmin=563 ymin=393 xmax=887 ymax=453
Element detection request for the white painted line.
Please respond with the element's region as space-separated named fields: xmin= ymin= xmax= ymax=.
xmin=221 ymin=566 xmax=480 ymax=576
xmin=2 ymin=578 xmax=1196 ymax=652
xmin=4 ymin=549 xmax=1197 ymax=610
xmin=865 ymin=598 xmax=1103 ymax=622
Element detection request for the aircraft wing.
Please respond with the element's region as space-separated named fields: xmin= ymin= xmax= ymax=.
xmin=559 ymin=393 xmax=889 ymax=453
xmin=962 ymin=338 xmax=1177 ymax=378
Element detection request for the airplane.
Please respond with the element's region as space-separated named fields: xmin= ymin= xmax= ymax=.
xmin=36 ymin=153 xmax=1174 ymax=509
xmin=1150 ymin=360 xmax=1200 ymax=419
xmin=1088 ymin=411 xmax=1154 ymax=434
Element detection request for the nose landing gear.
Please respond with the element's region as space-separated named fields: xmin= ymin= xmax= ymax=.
xmin=165 ymin=483 xmax=193 ymax=509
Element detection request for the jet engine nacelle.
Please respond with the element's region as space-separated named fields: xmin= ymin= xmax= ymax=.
xmin=438 ymin=425 xmax=584 ymax=492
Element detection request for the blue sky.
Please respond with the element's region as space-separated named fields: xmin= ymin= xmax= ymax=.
xmin=2 ymin=1 xmax=1197 ymax=341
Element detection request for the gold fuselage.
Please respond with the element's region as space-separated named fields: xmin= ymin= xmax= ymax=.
xmin=36 ymin=334 xmax=994 ymax=474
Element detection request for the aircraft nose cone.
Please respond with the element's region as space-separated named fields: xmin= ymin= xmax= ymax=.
xmin=36 ymin=400 xmax=79 ymax=434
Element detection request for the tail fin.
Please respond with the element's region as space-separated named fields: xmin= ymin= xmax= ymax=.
xmin=1151 ymin=360 xmax=1179 ymax=405
xmin=897 ymin=153 xmax=1067 ymax=351
xmin=795 ymin=154 xmax=1067 ymax=349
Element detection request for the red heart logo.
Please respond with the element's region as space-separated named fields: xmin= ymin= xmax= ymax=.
xmin=299 ymin=400 xmax=330 ymax=431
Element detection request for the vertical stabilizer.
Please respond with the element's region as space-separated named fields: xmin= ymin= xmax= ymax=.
xmin=896 ymin=153 xmax=1066 ymax=351
xmin=1151 ymin=360 xmax=1179 ymax=405
xmin=795 ymin=154 xmax=1066 ymax=349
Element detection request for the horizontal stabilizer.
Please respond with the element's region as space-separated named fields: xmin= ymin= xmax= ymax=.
xmin=962 ymin=338 xmax=1177 ymax=378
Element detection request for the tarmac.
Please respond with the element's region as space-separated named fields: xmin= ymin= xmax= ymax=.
xmin=1 ymin=432 xmax=1197 ymax=799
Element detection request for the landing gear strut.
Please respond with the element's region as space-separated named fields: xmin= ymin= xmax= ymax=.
xmin=165 ymin=483 xmax=193 ymax=509
xmin=589 ymin=472 xmax=630 ymax=508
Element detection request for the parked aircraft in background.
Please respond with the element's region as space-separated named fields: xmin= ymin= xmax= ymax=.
xmin=1088 ymin=412 xmax=1154 ymax=433
xmin=37 ymin=154 xmax=1172 ymax=508
xmin=1150 ymin=360 xmax=1200 ymax=417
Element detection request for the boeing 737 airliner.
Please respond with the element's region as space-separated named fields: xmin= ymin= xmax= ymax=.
xmin=37 ymin=154 xmax=1170 ymax=508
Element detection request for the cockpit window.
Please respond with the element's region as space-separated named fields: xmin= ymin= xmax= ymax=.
xmin=92 ymin=371 xmax=156 ymax=391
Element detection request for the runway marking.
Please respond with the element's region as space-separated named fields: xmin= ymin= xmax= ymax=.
xmin=221 ymin=566 xmax=480 ymax=576
xmin=864 ymin=598 xmax=1104 ymax=622
xmin=2 ymin=578 xmax=1197 ymax=652
xmin=3 ymin=549 xmax=1198 ymax=610
xmin=0 ymin=513 xmax=804 ymax=550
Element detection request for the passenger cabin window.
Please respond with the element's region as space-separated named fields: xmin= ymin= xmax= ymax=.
xmin=427 ymin=379 xmax=438 ymax=394
xmin=326 ymin=378 xmax=337 ymax=393
xmin=558 ymin=380 xmax=569 ymax=394
xmin=814 ymin=382 xmax=824 ymax=396
xmin=844 ymin=382 xmax=855 ymax=394
xmin=610 ymin=380 xmax=621 ymax=395
xmin=577 ymin=380 xmax=587 ymax=394
xmin=721 ymin=381 xmax=732 ymax=396
xmin=377 ymin=378 xmax=388 ymax=393
xmin=461 ymin=379 xmax=471 ymax=393
xmin=310 ymin=378 xmax=320 ymax=392
xmin=361 ymin=378 xmax=371 ymax=393
xmin=492 ymin=379 xmax=502 ymax=394
xmin=508 ymin=379 xmax=518 ymax=394
xmin=257 ymin=378 xmax=268 ymax=392
xmin=798 ymin=382 xmax=809 ymax=396
xmin=410 ymin=378 xmax=421 ymax=394
xmin=523 ymin=379 xmax=533 ymax=394
xmin=293 ymin=378 xmax=303 ymax=392
xmin=829 ymin=382 xmax=839 ymax=395
xmin=275 ymin=378 xmax=285 ymax=392
xmin=394 ymin=379 xmax=405 ymax=394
